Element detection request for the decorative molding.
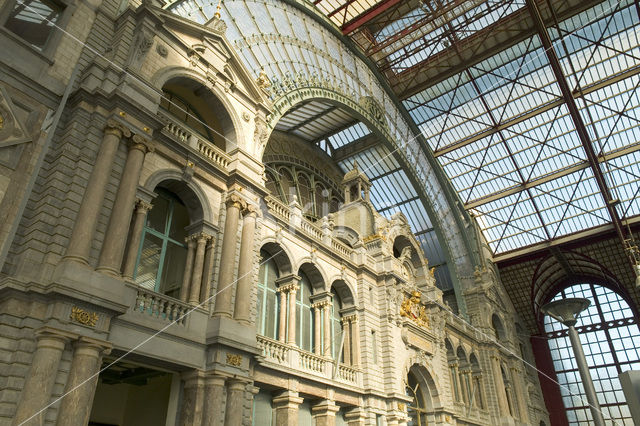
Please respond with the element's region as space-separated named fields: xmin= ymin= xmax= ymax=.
xmin=70 ymin=306 xmax=98 ymax=327
xmin=226 ymin=353 xmax=242 ymax=366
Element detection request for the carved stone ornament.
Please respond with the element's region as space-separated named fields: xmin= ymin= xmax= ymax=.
xmin=399 ymin=290 xmax=429 ymax=328
xmin=256 ymin=67 xmax=271 ymax=91
xmin=128 ymin=29 xmax=154 ymax=67
xmin=70 ymin=306 xmax=98 ymax=327
xmin=226 ymin=353 xmax=242 ymax=366
xmin=358 ymin=96 xmax=388 ymax=130
xmin=156 ymin=43 xmax=168 ymax=58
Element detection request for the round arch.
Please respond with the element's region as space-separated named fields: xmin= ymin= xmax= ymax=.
xmin=259 ymin=241 xmax=293 ymax=276
xmin=330 ymin=279 xmax=355 ymax=308
xmin=297 ymin=261 xmax=326 ymax=294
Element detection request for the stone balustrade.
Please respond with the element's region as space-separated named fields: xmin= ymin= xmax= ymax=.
xmin=257 ymin=335 xmax=289 ymax=364
xmin=296 ymin=347 xmax=326 ymax=374
xmin=265 ymin=195 xmax=291 ymax=222
xmin=336 ymin=363 xmax=358 ymax=383
xmin=133 ymin=287 xmax=190 ymax=326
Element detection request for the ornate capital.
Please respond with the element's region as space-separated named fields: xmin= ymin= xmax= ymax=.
xmin=105 ymin=119 xmax=131 ymax=138
xmin=226 ymin=193 xmax=246 ymax=210
xmin=129 ymin=134 xmax=154 ymax=153
xmin=135 ymin=198 xmax=153 ymax=213
xmin=243 ymin=203 xmax=258 ymax=217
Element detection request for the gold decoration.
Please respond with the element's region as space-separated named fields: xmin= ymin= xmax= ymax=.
xmin=397 ymin=402 xmax=406 ymax=411
xmin=399 ymin=291 xmax=429 ymax=328
xmin=143 ymin=126 xmax=151 ymax=133
xmin=119 ymin=111 xmax=126 ymax=117
xmin=226 ymin=353 xmax=242 ymax=366
xmin=70 ymin=306 xmax=98 ymax=327
xmin=429 ymin=266 xmax=436 ymax=277
xmin=256 ymin=67 xmax=271 ymax=90
xmin=0 ymin=113 xmax=4 ymax=130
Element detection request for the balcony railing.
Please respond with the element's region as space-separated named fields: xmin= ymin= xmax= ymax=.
xmin=256 ymin=335 xmax=361 ymax=386
xmin=132 ymin=286 xmax=190 ymax=326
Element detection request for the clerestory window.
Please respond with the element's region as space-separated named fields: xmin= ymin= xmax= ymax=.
xmin=3 ymin=0 xmax=63 ymax=49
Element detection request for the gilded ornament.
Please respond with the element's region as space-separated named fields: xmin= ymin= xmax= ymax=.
xmin=0 ymin=113 xmax=4 ymax=130
xmin=256 ymin=67 xmax=271 ymax=91
xmin=226 ymin=353 xmax=242 ymax=366
xmin=399 ymin=291 xmax=429 ymax=328
xmin=397 ymin=402 xmax=405 ymax=411
xmin=70 ymin=306 xmax=98 ymax=327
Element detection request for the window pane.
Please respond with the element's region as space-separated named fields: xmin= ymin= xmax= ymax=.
xmin=169 ymin=200 xmax=189 ymax=241
xmin=5 ymin=0 xmax=63 ymax=48
xmin=256 ymin=287 xmax=264 ymax=335
xmin=158 ymin=241 xmax=187 ymax=298
xmin=265 ymin=290 xmax=277 ymax=340
xmin=135 ymin=233 xmax=163 ymax=290
xmin=147 ymin=195 xmax=169 ymax=233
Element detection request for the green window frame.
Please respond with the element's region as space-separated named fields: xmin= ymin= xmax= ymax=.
xmin=331 ymin=289 xmax=343 ymax=361
xmin=134 ymin=189 xmax=189 ymax=299
xmin=296 ymin=273 xmax=314 ymax=352
xmin=256 ymin=250 xmax=280 ymax=340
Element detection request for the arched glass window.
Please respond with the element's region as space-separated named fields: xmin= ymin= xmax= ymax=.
xmin=406 ymin=370 xmax=429 ymax=426
xmin=543 ymin=283 xmax=640 ymax=425
xmin=160 ymin=90 xmax=214 ymax=142
xmin=134 ymin=189 xmax=189 ymax=299
xmin=296 ymin=273 xmax=314 ymax=352
xmin=470 ymin=354 xmax=484 ymax=409
xmin=331 ymin=290 xmax=343 ymax=361
xmin=256 ymin=250 xmax=280 ymax=340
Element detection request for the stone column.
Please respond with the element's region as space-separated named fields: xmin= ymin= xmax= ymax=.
xmin=312 ymin=303 xmax=322 ymax=355
xmin=490 ymin=355 xmax=509 ymax=416
xmin=56 ymin=337 xmax=111 ymax=426
xmin=224 ymin=379 xmax=247 ymax=426
xmin=273 ymin=390 xmax=303 ymax=426
xmin=234 ymin=205 xmax=257 ymax=323
xmin=13 ymin=328 xmax=73 ymax=426
xmin=459 ymin=368 xmax=470 ymax=405
xmin=277 ymin=289 xmax=287 ymax=342
xmin=121 ymin=199 xmax=153 ymax=280
xmin=350 ymin=315 xmax=360 ymax=367
xmin=199 ymin=237 xmax=216 ymax=308
xmin=180 ymin=371 xmax=205 ymax=426
xmin=179 ymin=236 xmax=197 ymax=302
xmin=65 ymin=120 xmax=130 ymax=264
xmin=511 ymin=366 xmax=529 ymax=422
xmin=344 ymin=407 xmax=366 ymax=426
xmin=342 ymin=318 xmax=351 ymax=365
xmin=323 ymin=303 xmax=331 ymax=357
xmin=97 ymin=135 xmax=153 ymax=275
xmin=189 ymin=233 xmax=210 ymax=305
xmin=288 ymin=285 xmax=298 ymax=345
xmin=203 ymin=375 xmax=225 ymax=426
xmin=312 ymin=400 xmax=340 ymax=426
xmin=213 ymin=194 xmax=244 ymax=317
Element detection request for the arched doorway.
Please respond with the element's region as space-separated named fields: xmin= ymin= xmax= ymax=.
xmin=405 ymin=365 xmax=437 ymax=426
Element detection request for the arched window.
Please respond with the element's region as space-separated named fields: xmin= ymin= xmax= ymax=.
xmin=296 ymin=272 xmax=314 ymax=352
xmin=457 ymin=347 xmax=470 ymax=405
xmin=406 ymin=370 xmax=429 ymax=426
xmin=543 ymin=283 xmax=640 ymax=425
xmin=256 ymin=249 xmax=280 ymax=340
xmin=492 ymin=314 xmax=506 ymax=341
xmin=134 ymin=189 xmax=189 ymax=299
xmin=470 ymin=354 xmax=485 ymax=409
xmin=445 ymin=340 xmax=459 ymax=402
xmin=331 ymin=289 xmax=343 ymax=361
xmin=501 ymin=365 xmax=516 ymax=417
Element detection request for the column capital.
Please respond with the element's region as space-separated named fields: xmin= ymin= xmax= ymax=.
xmin=312 ymin=399 xmax=340 ymax=415
xmin=342 ymin=314 xmax=357 ymax=324
xmin=187 ymin=232 xmax=213 ymax=243
xmin=129 ymin=134 xmax=155 ymax=154
xmin=242 ymin=203 xmax=259 ymax=217
xmin=73 ymin=336 xmax=112 ymax=357
xmin=35 ymin=326 xmax=78 ymax=343
xmin=135 ymin=198 xmax=153 ymax=212
xmin=275 ymin=274 xmax=301 ymax=290
xmin=226 ymin=193 xmax=247 ymax=210
xmin=311 ymin=300 xmax=331 ymax=309
xmin=105 ymin=119 xmax=131 ymax=138
xmin=273 ymin=390 xmax=303 ymax=407
xmin=226 ymin=377 xmax=250 ymax=390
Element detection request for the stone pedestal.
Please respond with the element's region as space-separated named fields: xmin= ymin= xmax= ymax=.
xmin=312 ymin=400 xmax=340 ymax=426
xmin=203 ymin=375 xmax=225 ymax=426
xmin=65 ymin=120 xmax=130 ymax=264
xmin=13 ymin=328 xmax=73 ymax=426
xmin=224 ymin=379 xmax=247 ymax=426
xmin=97 ymin=135 xmax=153 ymax=275
xmin=273 ymin=390 xmax=303 ymax=426
xmin=56 ymin=337 xmax=111 ymax=426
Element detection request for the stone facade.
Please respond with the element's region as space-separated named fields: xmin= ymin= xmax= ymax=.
xmin=0 ymin=1 xmax=548 ymax=425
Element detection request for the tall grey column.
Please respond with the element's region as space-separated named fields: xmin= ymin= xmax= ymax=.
xmin=312 ymin=303 xmax=321 ymax=355
xmin=199 ymin=237 xmax=216 ymax=308
xmin=97 ymin=135 xmax=153 ymax=275
xmin=65 ymin=120 xmax=130 ymax=264
xmin=323 ymin=303 xmax=331 ymax=357
xmin=288 ymin=285 xmax=299 ymax=345
xmin=13 ymin=328 xmax=72 ymax=426
xmin=568 ymin=324 xmax=605 ymax=426
xmin=121 ymin=199 xmax=153 ymax=280
xmin=223 ymin=379 xmax=246 ymax=426
xmin=213 ymin=194 xmax=244 ymax=317
xmin=56 ymin=338 xmax=111 ymax=426
xmin=189 ymin=233 xmax=210 ymax=305
xmin=277 ymin=289 xmax=287 ymax=342
xmin=202 ymin=375 xmax=225 ymax=426
xmin=179 ymin=236 xmax=196 ymax=302
xmin=180 ymin=371 xmax=205 ymax=426
xmin=342 ymin=318 xmax=351 ymax=365
xmin=234 ymin=205 xmax=257 ymax=324
xmin=350 ymin=315 xmax=360 ymax=367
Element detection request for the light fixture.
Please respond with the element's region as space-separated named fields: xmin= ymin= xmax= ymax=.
xmin=541 ymin=298 xmax=606 ymax=426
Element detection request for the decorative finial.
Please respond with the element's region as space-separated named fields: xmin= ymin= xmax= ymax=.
xmin=214 ymin=0 xmax=222 ymax=18
xmin=256 ymin=67 xmax=271 ymax=90
xmin=352 ymin=160 xmax=359 ymax=170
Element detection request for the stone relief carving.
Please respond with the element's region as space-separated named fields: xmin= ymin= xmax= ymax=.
xmin=400 ymin=290 xmax=430 ymax=328
xmin=128 ymin=29 xmax=154 ymax=67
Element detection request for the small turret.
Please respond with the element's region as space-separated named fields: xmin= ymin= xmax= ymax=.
xmin=341 ymin=161 xmax=371 ymax=203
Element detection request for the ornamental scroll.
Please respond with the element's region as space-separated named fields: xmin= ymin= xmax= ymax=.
xmin=400 ymin=290 xmax=429 ymax=328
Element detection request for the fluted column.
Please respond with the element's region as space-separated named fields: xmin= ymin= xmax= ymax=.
xmin=224 ymin=379 xmax=247 ymax=426
xmin=312 ymin=303 xmax=322 ymax=355
xmin=65 ymin=120 xmax=130 ymax=264
xmin=277 ymin=289 xmax=287 ymax=342
xmin=342 ymin=318 xmax=351 ymax=365
xmin=179 ymin=237 xmax=197 ymax=302
xmin=199 ymin=237 xmax=216 ymax=308
xmin=350 ymin=315 xmax=360 ymax=367
xmin=323 ymin=303 xmax=331 ymax=357
xmin=13 ymin=328 xmax=72 ymax=426
xmin=213 ymin=194 xmax=244 ymax=317
xmin=121 ymin=199 xmax=153 ymax=280
xmin=56 ymin=338 xmax=112 ymax=426
xmin=180 ymin=371 xmax=205 ymax=426
xmin=97 ymin=135 xmax=154 ymax=275
xmin=202 ymin=375 xmax=225 ymax=426
xmin=234 ymin=205 xmax=257 ymax=323
xmin=287 ymin=284 xmax=299 ymax=345
xmin=189 ymin=233 xmax=210 ymax=305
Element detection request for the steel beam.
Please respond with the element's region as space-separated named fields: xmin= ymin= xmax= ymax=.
xmin=341 ymin=0 xmax=404 ymax=34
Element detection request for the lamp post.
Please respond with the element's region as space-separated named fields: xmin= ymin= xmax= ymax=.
xmin=541 ymin=298 xmax=606 ymax=426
